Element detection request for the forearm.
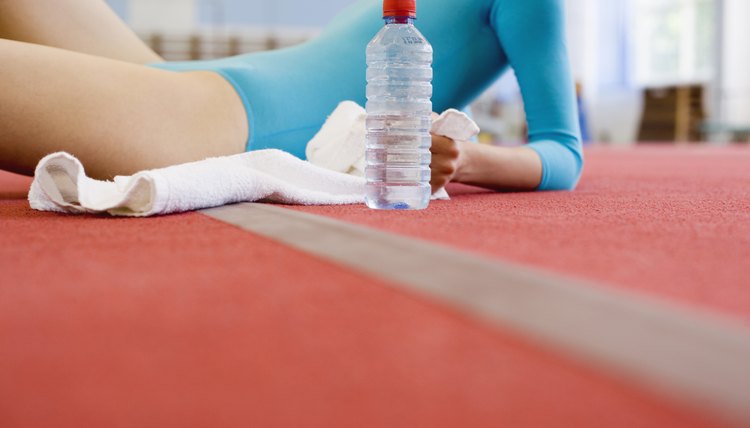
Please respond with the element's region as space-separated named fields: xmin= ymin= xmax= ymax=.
xmin=453 ymin=142 xmax=543 ymax=191
xmin=489 ymin=0 xmax=583 ymax=191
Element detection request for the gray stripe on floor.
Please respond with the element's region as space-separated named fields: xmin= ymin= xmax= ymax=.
xmin=202 ymin=202 xmax=750 ymax=424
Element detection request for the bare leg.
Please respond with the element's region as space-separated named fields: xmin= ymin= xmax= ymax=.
xmin=0 ymin=0 xmax=161 ymax=63
xmin=0 ymin=39 xmax=247 ymax=178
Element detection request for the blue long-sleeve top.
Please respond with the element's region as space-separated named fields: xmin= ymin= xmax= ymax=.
xmin=151 ymin=0 xmax=583 ymax=190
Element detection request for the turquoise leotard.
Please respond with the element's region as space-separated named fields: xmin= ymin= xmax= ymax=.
xmin=151 ymin=0 xmax=583 ymax=190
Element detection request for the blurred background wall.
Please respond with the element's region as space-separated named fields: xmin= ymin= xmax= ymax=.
xmin=106 ymin=0 xmax=750 ymax=145
xmin=106 ymin=0 xmax=350 ymax=31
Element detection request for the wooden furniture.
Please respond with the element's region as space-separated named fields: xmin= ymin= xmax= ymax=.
xmin=637 ymin=85 xmax=706 ymax=142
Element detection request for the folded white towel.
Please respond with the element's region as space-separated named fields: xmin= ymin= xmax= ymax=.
xmin=29 ymin=101 xmax=480 ymax=216
xmin=29 ymin=150 xmax=365 ymax=216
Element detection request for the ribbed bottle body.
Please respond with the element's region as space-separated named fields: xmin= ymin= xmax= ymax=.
xmin=365 ymin=21 xmax=433 ymax=210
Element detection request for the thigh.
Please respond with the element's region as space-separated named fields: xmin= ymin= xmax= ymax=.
xmin=0 ymin=39 xmax=246 ymax=178
xmin=0 ymin=0 xmax=162 ymax=64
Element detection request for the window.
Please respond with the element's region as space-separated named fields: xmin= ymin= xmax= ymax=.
xmin=632 ymin=0 xmax=715 ymax=86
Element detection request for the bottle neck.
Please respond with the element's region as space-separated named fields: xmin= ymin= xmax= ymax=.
xmin=384 ymin=16 xmax=414 ymax=25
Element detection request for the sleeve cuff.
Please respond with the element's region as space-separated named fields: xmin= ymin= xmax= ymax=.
xmin=527 ymin=139 xmax=584 ymax=191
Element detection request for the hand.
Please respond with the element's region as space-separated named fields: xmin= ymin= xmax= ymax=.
xmin=429 ymin=133 xmax=462 ymax=193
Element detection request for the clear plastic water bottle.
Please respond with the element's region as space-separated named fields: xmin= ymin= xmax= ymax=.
xmin=365 ymin=0 xmax=433 ymax=210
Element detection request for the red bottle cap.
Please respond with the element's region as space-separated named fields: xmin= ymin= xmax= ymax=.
xmin=383 ymin=0 xmax=416 ymax=18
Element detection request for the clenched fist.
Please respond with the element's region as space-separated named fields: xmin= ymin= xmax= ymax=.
xmin=429 ymin=133 xmax=463 ymax=193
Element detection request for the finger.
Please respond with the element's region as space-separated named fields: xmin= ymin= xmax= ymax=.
xmin=431 ymin=134 xmax=452 ymax=147
xmin=433 ymin=135 xmax=455 ymax=147
xmin=430 ymin=156 xmax=456 ymax=188
xmin=430 ymin=135 xmax=458 ymax=155
xmin=431 ymin=157 xmax=457 ymax=176
xmin=430 ymin=174 xmax=449 ymax=193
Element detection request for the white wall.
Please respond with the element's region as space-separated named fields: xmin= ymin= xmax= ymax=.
xmin=113 ymin=0 xmax=355 ymax=30
xmin=720 ymin=0 xmax=750 ymax=125
xmin=196 ymin=0 xmax=352 ymax=28
xmin=565 ymin=0 xmax=598 ymax=93
xmin=128 ymin=0 xmax=196 ymax=32
xmin=565 ymin=0 xmax=641 ymax=144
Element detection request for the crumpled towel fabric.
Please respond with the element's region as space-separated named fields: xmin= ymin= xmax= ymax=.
xmin=28 ymin=101 xmax=480 ymax=216
xmin=28 ymin=150 xmax=366 ymax=216
xmin=307 ymin=101 xmax=480 ymax=195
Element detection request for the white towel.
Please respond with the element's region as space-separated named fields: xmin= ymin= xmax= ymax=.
xmin=307 ymin=101 xmax=480 ymax=176
xmin=28 ymin=150 xmax=366 ymax=216
xmin=308 ymin=101 xmax=480 ymax=199
xmin=29 ymin=101 xmax=480 ymax=216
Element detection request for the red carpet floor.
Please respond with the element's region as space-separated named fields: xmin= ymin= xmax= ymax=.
xmin=1 ymin=146 xmax=746 ymax=427
xmin=293 ymin=145 xmax=750 ymax=323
